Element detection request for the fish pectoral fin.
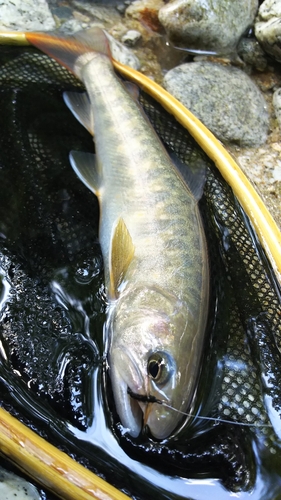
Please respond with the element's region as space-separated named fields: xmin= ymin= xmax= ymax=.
xmin=109 ymin=218 xmax=135 ymax=298
xmin=69 ymin=150 xmax=101 ymax=195
xmin=63 ymin=91 xmax=94 ymax=135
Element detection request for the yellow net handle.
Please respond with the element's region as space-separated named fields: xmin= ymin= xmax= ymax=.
xmin=0 ymin=406 xmax=128 ymax=500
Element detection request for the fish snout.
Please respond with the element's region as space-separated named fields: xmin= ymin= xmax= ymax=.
xmin=109 ymin=347 xmax=146 ymax=437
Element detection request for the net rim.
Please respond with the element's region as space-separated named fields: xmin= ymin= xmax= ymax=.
xmin=0 ymin=30 xmax=280 ymax=500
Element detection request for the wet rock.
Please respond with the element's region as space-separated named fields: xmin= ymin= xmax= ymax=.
xmin=255 ymin=0 xmax=281 ymax=62
xmin=158 ymin=0 xmax=259 ymax=55
xmin=59 ymin=18 xmax=85 ymax=34
xmin=126 ymin=0 xmax=165 ymax=17
xmin=121 ymin=29 xmax=142 ymax=46
xmin=163 ymin=61 xmax=269 ymax=146
xmin=273 ymin=87 xmax=281 ymax=127
xmin=72 ymin=1 xmax=121 ymax=29
xmin=0 ymin=466 xmax=40 ymax=500
xmin=116 ymin=3 xmax=127 ymax=15
xmin=237 ymin=38 xmax=268 ymax=71
xmin=126 ymin=0 xmax=165 ymax=32
xmin=0 ymin=0 xmax=55 ymax=31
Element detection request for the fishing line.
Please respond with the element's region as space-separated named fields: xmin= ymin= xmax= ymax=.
xmin=160 ymin=402 xmax=272 ymax=428
xmin=127 ymin=387 xmax=272 ymax=429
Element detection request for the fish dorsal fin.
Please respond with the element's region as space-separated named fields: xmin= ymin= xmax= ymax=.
xmin=69 ymin=150 xmax=101 ymax=196
xmin=63 ymin=91 xmax=94 ymax=135
xmin=109 ymin=218 xmax=135 ymax=299
xmin=170 ymin=151 xmax=206 ymax=201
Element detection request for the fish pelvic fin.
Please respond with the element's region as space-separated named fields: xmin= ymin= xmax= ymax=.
xmin=109 ymin=218 xmax=135 ymax=299
xmin=69 ymin=150 xmax=101 ymax=196
xmin=26 ymin=27 xmax=111 ymax=78
xmin=64 ymin=91 xmax=94 ymax=135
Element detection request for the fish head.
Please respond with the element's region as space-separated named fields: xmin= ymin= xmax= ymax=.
xmin=108 ymin=286 xmax=202 ymax=440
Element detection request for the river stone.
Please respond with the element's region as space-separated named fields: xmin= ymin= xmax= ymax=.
xmin=237 ymin=37 xmax=268 ymax=71
xmin=126 ymin=0 xmax=165 ymax=21
xmin=273 ymin=88 xmax=281 ymax=127
xmin=0 ymin=0 xmax=55 ymax=31
xmin=163 ymin=62 xmax=269 ymax=146
xmin=121 ymin=30 xmax=142 ymax=47
xmin=0 ymin=466 xmax=40 ymax=500
xmin=255 ymin=0 xmax=281 ymax=62
xmin=158 ymin=0 xmax=259 ymax=54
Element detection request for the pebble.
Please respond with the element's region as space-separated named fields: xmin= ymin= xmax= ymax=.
xmin=0 ymin=0 xmax=55 ymax=31
xmin=163 ymin=61 xmax=269 ymax=146
xmin=121 ymin=30 xmax=142 ymax=47
xmin=158 ymin=0 xmax=259 ymax=55
xmin=273 ymin=88 xmax=281 ymax=127
xmin=0 ymin=466 xmax=40 ymax=500
xmin=255 ymin=0 xmax=281 ymax=62
xmin=116 ymin=3 xmax=127 ymax=15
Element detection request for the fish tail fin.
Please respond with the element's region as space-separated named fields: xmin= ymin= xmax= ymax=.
xmin=26 ymin=27 xmax=111 ymax=76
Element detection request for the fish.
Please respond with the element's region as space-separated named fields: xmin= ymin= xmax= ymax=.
xmin=26 ymin=28 xmax=209 ymax=440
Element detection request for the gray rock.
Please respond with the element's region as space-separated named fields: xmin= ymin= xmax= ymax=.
xmin=0 ymin=0 xmax=55 ymax=31
xmin=237 ymin=37 xmax=268 ymax=71
xmin=255 ymin=0 xmax=281 ymax=62
xmin=163 ymin=61 xmax=269 ymax=146
xmin=116 ymin=3 xmax=127 ymax=14
xmin=0 ymin=466 xmax=40 ymax=500
xmin=59 ymin=18 xmax=86 ymax=34
xmin=72 ymin=1 xmax=121 ymax=27
xmin=158 ymin=0 xmax=259 ymax=55
xmin=273 ymin=88 xmax=281 ymax=127
xmin=121 ymin=30 xmax=142 ymax=47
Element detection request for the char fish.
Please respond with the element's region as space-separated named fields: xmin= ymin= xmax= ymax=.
xmin=26 ymin=28 xmax=209 ymax=440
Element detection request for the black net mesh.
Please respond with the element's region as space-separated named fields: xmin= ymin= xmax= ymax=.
xmin=0 ymin=46 xmax=281 ymax=500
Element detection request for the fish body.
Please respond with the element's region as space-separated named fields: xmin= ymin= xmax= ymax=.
xmin=27 ymin=28 xmax=209 ymax=439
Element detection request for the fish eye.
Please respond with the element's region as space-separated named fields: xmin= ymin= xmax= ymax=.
xmin=147 ymin=351 xmax=174 ymax=385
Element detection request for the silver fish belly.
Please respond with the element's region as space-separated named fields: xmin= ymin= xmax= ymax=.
xmin=27 ymin=28 xmax=209 ymax=440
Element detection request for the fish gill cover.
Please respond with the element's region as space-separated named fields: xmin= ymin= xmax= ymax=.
xmin=0 ymin=45 xmax=280 ymax=499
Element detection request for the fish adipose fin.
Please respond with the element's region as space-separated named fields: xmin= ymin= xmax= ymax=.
xmin=26 ymin=27 xmax=111 ymax=77
xmin=69 ymin=151 xmax=101 ymax=196
xmin=63 ymin=91 xmax=94 ymax=135
xmin=109 ymin=218 xmax=135 ymax=299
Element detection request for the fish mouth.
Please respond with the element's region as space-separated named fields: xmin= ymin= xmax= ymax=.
xmin=109 ymin=347 xmax=147 ymax=438
xmin=127 ymin=388 xmax=177 ymax=440
xmin=110 ymin=348 xmax=178 ymax=439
